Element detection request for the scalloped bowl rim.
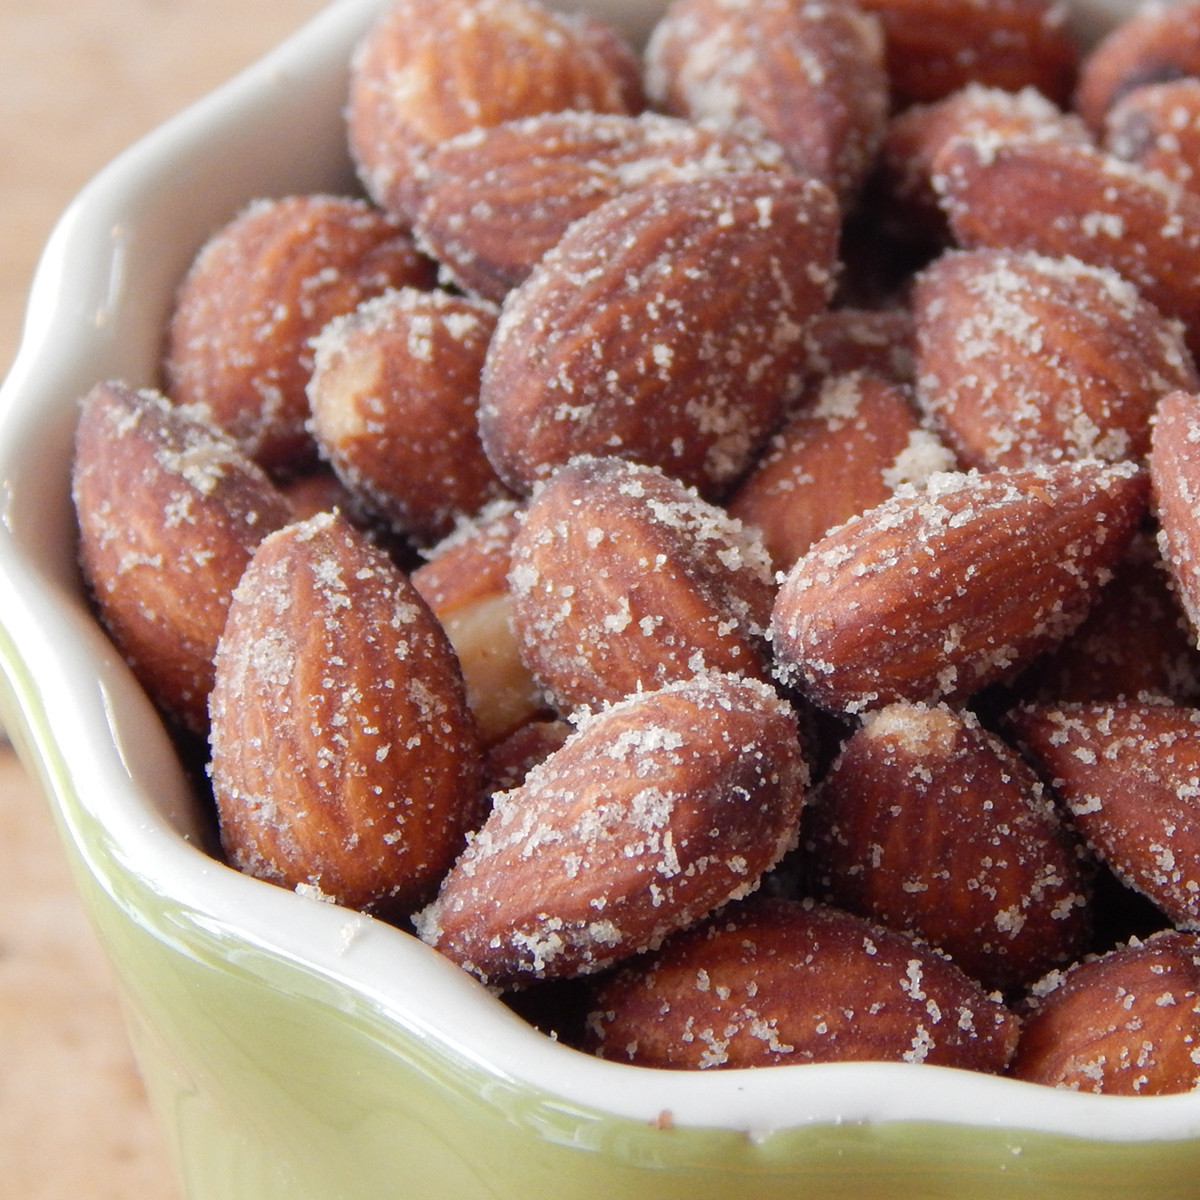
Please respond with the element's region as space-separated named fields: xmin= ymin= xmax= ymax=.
xmin=1 ymin=0 xmax=1198 ymax=1149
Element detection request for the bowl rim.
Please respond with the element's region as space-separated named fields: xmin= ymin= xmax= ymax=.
xmin=3 ymin=0 xmax=1200 ymax=1148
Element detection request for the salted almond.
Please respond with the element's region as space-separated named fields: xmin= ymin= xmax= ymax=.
xmin=728 ymin=370 xmax=955 ymax=573
xmin=770 ymin=461 xmax=1149 ymax=714
xmin=1105 ymin=78 xmax=1200 ymax=199
xmin=802 ymin=306 xmax=916 ymax=383
xmin=644 ymin=0 xmax=888 ymax=203
xmin=804 ymin=700 xmax=1091 ymax=991
xmin=164 ymin=195 xmax=434 ymax=474
xmin=857 ymin=0 xmax=1077 ymax=109
xmin=912 ymin=248 xmax=1197 ymax=470
xmin=1074 ymin=1 xmax=1200 ymax=134
xmin=412 ymin=110 xmax=789 ymax=303
xmin=479 ymin=171 xmax=840 ymax=499
xmin=414 ymin=672 xmax=808 ymax=988
xmin=209 ymin=511 xmax=483 ymax=921
xmin=410 ymin=500 xmax=546 ymax=747
xmin=307 ymin=287 xmax=509 ymax=546
xmin=933 ymin=136 xmax=1200 ymax=360
xmin=347 ymin=0 xmax=636 ymax=221
xmin=585 ymin=896 xmax=1019 ymax=1072
xmin=72 ymin=381 xmax=293 ymax=735
xmin=508 ymin=455 xmax=776 ymax=714
xmin=1012 ymin=930 xmax=1200 ymax=1095
xmin=1150 ymin=390 xmax=1200 ymax=639
xmin=1011 ymin=700 xmax=1200 ymax=931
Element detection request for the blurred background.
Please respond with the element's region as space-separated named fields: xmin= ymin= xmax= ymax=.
xmin=0 ymin=3 xmax=327 ymax=1196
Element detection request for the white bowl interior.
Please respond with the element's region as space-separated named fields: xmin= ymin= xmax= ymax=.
xmin=2 ymin=0 xmax=1200 ymax=1147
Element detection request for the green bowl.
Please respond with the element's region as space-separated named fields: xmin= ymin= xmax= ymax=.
xmin=3 ymin=1 xmax=1200 ymax=1196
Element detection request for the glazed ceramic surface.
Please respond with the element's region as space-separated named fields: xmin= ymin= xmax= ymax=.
xmin=4 ymin=1 xmax=1200 ymax=1197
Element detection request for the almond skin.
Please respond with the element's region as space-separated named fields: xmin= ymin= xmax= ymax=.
xmin=1104 ymin=78 xmax=1200 ymax=200
xmin=209 ymin=511 xmax=483 ymax=921
xmin=164 ymin=195 xmax=435 ymax=474
xmin=347 ymin=0 xmax=637 ymax=221
xmin=508 ymin=455 xmax=777 ymax=714
xmin=804 ymin=700 xmax=1091 ymax=992
xmin=1150 ymin=389 xmax=1200 ymax=640
xmin=72 ymin=381 xmax=294 ymax=735
xmin=478 ymin=171 xmax=840 ymax=499
xmin=1010 ymin=700 xmax=1200 ymax=931
xmin=585 ymin=896 xmax=1019 ymax=1072
xmin=412 ymin=110 xmax=789 ymax=303
xmin=912 ymin=248 xmax=1198 ymax=470
xmin=769 ymin=461 xmax=1150 ymax=714
xmin=306 ymin=287 xmax=509 ymax=546
xmin=1012 ymin=929 xmax=1200 ymax=1095
xmin=644 ymin=0 xmax=889 ymax=203
xmin=414 ymin=672 xmax=808 ymax=988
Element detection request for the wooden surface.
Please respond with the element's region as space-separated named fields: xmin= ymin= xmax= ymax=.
xmin=0 ymin=3 xmax=329 ymax=1196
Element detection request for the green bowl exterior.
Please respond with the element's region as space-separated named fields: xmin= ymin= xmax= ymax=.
xmin=7 ymin=646 xmax=1200 ymax=1200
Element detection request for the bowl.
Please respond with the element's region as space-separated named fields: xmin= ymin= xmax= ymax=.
xmin=3 ymin=1 xmax=1200 ymax=1197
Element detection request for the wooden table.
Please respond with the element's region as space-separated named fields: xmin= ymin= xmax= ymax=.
xmin=0 ymin=4 xmax=328 ymax=1195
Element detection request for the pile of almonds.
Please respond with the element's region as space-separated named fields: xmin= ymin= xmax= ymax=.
xmin=69 ymin=0 xmax=1200 ymax=1096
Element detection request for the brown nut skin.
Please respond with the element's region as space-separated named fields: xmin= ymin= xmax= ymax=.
xmin=1150 ymin=390 xmax=1200 ymax=641
xmin=72 ymin=381 xmax=294 ymax=735
xmin=347 ymin=0 xmax=637 ymax=222
xmin=1012 ymin=929 xmax=1200 ymax=1095
xmin=414 ymin=671 xmax=809 ymax=989
xmin=933 ymin=135 xmax=1200 ymax=362
xmin=1105 ymin=78 xmax=1200 ymax=199
xmin=1075 ymin=1 xmax=1200 ymax=135
xmin=410 ymin=500 xmax=547 ymax=748
xmin=727 ymin=370 xmax=954 ymax=573
xmin=164 ymin=195 xmax=434 ymax=475
xmin=644 ymin=0 xmax=889 ymax=203
xmin=411 ymin=110 xmax=789 ymax=304
xmin=769 ymin=461 xmax=1150 ymax=715
xmin=508 ymin=455 xmax=777 ymax=715
xmin=803 ymin=700 xmax=1092 ymax=993
xmin=209 ymin=511 xmax=483 ymax=922
xmin=478 ymin=171 xmax=840 ymax=500
xmin=585 ymin=896 xmax=1020 ymax=1073
xmin=1011 ymin=700 xmax=1200 ymax=932
xmin=307 ymin=287 xmax=509 ymax=546
xmin=856 ymin=0 xmax=1078 ymax=110
xmin=912 ymin=248 xmax=1198 ymax=470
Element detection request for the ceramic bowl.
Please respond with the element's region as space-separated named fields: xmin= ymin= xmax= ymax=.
xmin=4 ymin=1 xmax=1200 ymax=1197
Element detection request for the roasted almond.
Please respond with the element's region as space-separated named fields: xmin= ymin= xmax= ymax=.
xmin=72 ymin=381 xmax=293 ymax=735
xmin=769 ymin=461 xmax=1149 ymax=714
xmin=1104 ymin=77 xmax=1200 ymax=199
xmin=804 ymin=700 xmax=1091 ymax=991
xmin=414 ymin=671 xmax=808 ymax=988
xmin=1150 ymin=389 xmax=1200 ymax=639
xmin=478 ymin=171 xmax=840 ymax=499
xmin=508 ymin=455 xmax=776 ymax=714
xmin=209 ymin=511 xmax=483 ymax=920
xmin=585 ymin=896 xmax=1019 ymax=1072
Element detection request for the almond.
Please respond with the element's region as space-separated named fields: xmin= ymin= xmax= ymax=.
xmin=1010 ymin=699 xmax=1200 ymax=931
xmin=508 ymin=455 xmax=776 ymax=714
xmin=585 ymin=896 xmax=1019 ymax=1072
xmin=209 ymin=511 xmax=483 ymax=920
xmin=912 ymin=248 xmax=1198 ymax=470
xmin=478 ymin=171 xmax=840 ymax=499
xmin=933 ymin=135 xmax=1200 ymax=361
xmin=802 ymin=305 xmax=917 ymax=383
xmin=72 ymin=381 xmax=293 ymax=735
xmin=347 ymin=0 xmax=637 ymax=221
xmin=413 ymin=672 xmax=808 ymax=988
xmin=857 ymin=0 xmax=1078 ymax=109
xmin=803 ymin=700 xmax=1091 ymax=991
xmin=306 ymin=286 xmax=509 ymax=546
xmin=728 ymin=370 xmax=955 ymax=573
xmin=1012 ymin=929 xmax=1200 ymax=1095
xmin=769 ymin=461 xmax=1149 ymax=714
xmin=1150 ymin=389 xmax=1200 ymax=639
xmin=164 ymin=195 xmax=434 ymax=474
xmin=1074 ymin=1 xmax=1200 ymax=134
xmin=412 ymin=110 xmax=789 ymax=303
xmin=1104 ymin=78 xmax=1200 ymax=200
xmin=644 ymin=0 xmax=888 ymax=203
